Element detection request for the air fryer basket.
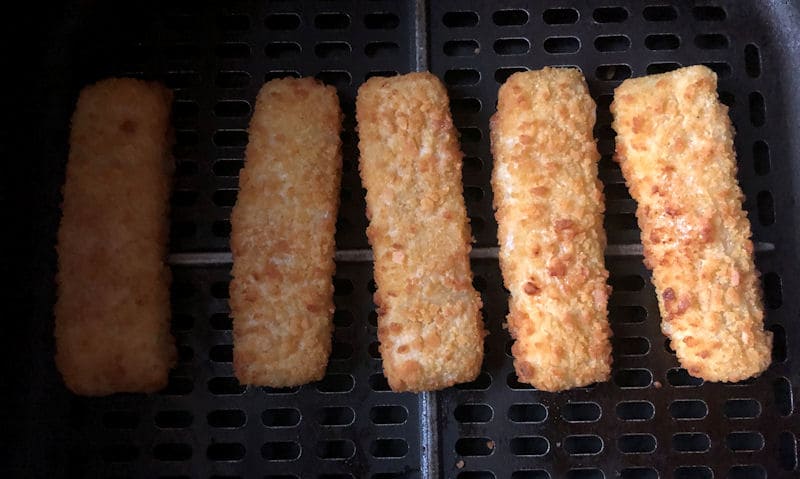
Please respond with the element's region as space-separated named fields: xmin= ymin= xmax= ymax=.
xmin=14 ymin=1 xmax=800 ymax=478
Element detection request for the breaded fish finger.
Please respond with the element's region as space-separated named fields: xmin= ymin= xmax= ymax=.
xmin=230 ymin=77 xmax=343 ymax=387
xmin=611 ymin=65 xmax=772 ymax=382
xmin=490 ymin=68 xmax=613 ymax=392
xmin=55 ymin=78 xmax=175 ymax=395
xmin=356 ymin=72 xmax=485 ymax=392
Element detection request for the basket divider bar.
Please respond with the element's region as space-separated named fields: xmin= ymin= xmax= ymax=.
xmin=413 ymin=2 xmax=439 ymax=478
xmin=167 ymin=242 xmax=777 ymax=266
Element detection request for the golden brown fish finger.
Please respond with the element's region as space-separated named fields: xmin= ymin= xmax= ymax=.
xmin=490 ymin=68 xmax=613 ymax=392
xmin=611 ymin=65 xmax=772 ymax=382
xmin=230 ymin=77 xmax=342 ymax=387
xmin=356 ymin=72 xmax=485 ymax=392
xmin=55 ymin=78 xmax=175 ymax=396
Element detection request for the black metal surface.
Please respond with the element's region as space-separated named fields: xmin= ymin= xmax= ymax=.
xmin=10 ymin=0 xmax=800 ymax=478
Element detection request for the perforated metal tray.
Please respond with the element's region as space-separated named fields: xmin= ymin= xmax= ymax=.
xmin=8 ymin=1 xmax=800 ymax=478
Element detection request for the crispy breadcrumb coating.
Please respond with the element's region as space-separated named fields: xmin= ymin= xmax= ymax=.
xmin=611 ymin=65 xmax=772 ymax=382
xmin=356 ymin=72 xmax=485 ymax=392
xmin=230 ymin=77 xmax=343 ymax=387
xmin=55 ymin=78 xmax=176 ymax=396
xmin=491 ymin=68 xmax=613 ymax=392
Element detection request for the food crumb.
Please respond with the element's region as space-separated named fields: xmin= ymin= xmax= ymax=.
xmin=653 ymin=380 xmax=662 ymax=389
xmin=456 ymin=459 xmax=465 ymax=469
xmin=486 ymin=440 xmax=495 ymax=449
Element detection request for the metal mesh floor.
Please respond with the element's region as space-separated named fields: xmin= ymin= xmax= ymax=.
xmin=14 ymin=1 xmax=800 ymax=478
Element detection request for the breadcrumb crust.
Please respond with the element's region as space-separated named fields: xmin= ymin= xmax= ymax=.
xmin=230 ymin=78 xmax=343 ymax=387
xmin=356 ymin=72 xmax=485 ymax=392
xmin=611 ymin=65 xmax=772 ymax=382
xmin=491 ymin=68 xmax=613 ymax=392
xmin=55 ymin=78 xmax=176 ymax=395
